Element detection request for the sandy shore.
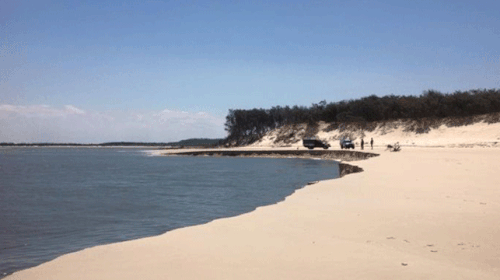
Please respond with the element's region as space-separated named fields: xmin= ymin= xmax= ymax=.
xmin=7 ymin=147 xmax=500 ymax=279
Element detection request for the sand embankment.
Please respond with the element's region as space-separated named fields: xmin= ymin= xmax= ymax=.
xmin=7 ymin=147 xmax=500 ymax=279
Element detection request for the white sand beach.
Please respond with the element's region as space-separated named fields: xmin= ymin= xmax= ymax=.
xmin=7 ymin=123 xmax=500 ymax=279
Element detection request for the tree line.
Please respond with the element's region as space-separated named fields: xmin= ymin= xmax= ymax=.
xmin=224 ymin=88 xmax=500 ymax=144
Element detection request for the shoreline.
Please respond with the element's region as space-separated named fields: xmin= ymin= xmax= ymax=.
xmin=2 ymin=149 xmax=346 ymax=279
xmin=6 ymin=147 xmax=500 ymax=279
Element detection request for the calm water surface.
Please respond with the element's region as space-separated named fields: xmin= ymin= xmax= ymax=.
xmin=0 ymin=148 xmax=339 ymax=277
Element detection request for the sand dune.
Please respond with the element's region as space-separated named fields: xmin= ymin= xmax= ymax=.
xmin=250 ymin=120 xmax=500 ymax=149
xmin=7 ymin=123 xmax=500 ymax=279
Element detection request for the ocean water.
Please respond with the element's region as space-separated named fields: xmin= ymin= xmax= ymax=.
xmin=0 ymin=148 xmax=339 ymax=278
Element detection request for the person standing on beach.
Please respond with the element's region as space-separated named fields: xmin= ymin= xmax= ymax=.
xmin=361 ymin=139 xmax=364 ymax=150
xmin=370 ymin=138 xmax=374 ymax=149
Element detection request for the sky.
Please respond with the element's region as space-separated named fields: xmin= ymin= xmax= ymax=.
xmin=1 ymin=0 xmax=499 ymax=143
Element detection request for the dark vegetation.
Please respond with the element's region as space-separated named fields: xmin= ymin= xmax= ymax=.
xmin=170 ymin=138 xmax=223 ymax=147
xmin=224 ymin=89 xmax=500 ymax=145
xmin=0 ymin=138 xmax=223 ymax=147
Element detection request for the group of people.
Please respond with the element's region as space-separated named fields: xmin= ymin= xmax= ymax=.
xmin=360 ymin=138 xmax=374 ymax=150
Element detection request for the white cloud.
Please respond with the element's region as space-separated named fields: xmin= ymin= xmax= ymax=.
xmin=64 ymin=105 xmax=86 ymax=115
xmin=0 ymin=104 xmax=86 ymax=117
xmin=0 ymin=104 xmax=226 ymax=143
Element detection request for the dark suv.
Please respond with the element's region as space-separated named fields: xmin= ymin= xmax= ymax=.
xmin=340 ymin=138 xmax=355 ymax=149
xmin=303 ymin=138 xmax=330 ymax=149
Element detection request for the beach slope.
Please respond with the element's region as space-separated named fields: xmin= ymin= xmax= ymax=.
xmin=7 ymin=148 xmax=500 ymax=279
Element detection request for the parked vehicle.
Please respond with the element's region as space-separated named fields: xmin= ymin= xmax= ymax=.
xmin=340 ymin=138 xmax=355 ymax=149
xmin=303 ymin=138 xmax=330 ymax=149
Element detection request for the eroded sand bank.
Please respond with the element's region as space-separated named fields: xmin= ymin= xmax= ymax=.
xmin=7 ymin=147 xmax=500 ymax=279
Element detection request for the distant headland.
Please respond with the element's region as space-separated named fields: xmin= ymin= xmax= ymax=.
xmin=0 ymin=138 xmax=224 ymax=148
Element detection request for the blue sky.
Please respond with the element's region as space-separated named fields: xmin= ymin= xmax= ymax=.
xmin=1 ymin=0 xmax=499 ymax=142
